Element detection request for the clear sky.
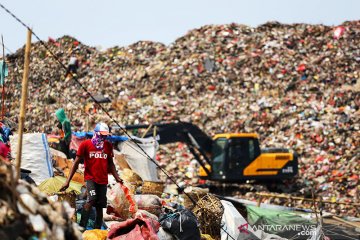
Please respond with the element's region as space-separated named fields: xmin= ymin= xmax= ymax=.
xmin=0 ymin=0 xmax=359 ymax=53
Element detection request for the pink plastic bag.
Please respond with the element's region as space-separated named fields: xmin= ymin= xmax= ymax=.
xmin=107 ymin=216 xmax=160 ymax=240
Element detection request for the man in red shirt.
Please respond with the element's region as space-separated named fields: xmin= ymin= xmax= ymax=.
xmin=60 ymin=122 xmax=122 ymax=229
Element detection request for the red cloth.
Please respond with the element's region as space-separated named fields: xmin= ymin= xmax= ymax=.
xmin=120 ymin=183 xmax=137 ymax=213
xmin=0 ymin=142 xmax=10 ymax=161
xmin=76 ymin=139 xmax=113 ymax=184
xmin=107 ymin=217 xmax=160 ymax=240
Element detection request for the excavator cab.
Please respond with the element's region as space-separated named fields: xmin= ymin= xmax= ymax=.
xmin=199 ymin=133 xmax=298 ymax=181
xmin=200 ymin=133 xmax=260 ymax=181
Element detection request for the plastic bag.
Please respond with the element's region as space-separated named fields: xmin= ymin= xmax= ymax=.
xmin=201 ymin=234 xmax=215 ymax=240
xmin=160 ymin=209 xmax=201 ymax=240
xmin=82 ymin=229 xmax=108 ymax=240
xmin=108 ymin=216 xmax=160 ymax=240
xmin=135 ymin=209 xmax=159 ymax=221
xmin=135 ymin=194 xmax=163 ymax=216
xmin=158 ymin=227 xmax=175 ymax=240
xmin=107 ymin=182 xmax=137 ymax=219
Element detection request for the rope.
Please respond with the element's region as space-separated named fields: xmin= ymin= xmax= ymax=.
xmin=178 ymin=212 xmax=183 ymax=233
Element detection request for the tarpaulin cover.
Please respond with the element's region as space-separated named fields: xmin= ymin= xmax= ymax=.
xmin=38 ymin=176 xmax=83 ymax=194
xmin=246 ymin=205 xmax=359 ymax=239
xmin=222 ymin=198 xmax=359 ymax=240
xmin=247 ymin=205 xmax=318 ymax=239
xmin=10 ymin=133 xmax=54 ymax=185
xmin=72 ymin=132 xmax=128 ymax=142
xmin=69 ymin=132 xmax=128 ymax=152
xmin=247 ymin=205 xmax=317 ymax=226
xmin=119 ymin=137 xmax=159 ymax=181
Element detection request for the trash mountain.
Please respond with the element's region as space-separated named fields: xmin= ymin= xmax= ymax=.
xmin=5 ymin=21 xmax=360 ymax=217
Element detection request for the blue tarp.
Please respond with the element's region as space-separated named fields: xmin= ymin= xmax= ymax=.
xmin=72 ymin=132 xmax=128 ymax=143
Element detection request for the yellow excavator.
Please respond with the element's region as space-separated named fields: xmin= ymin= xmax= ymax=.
xmin=118 ymin=122 xmax=298 ymax=182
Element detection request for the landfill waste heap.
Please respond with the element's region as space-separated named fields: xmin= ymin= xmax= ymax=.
xmin=4 ymin=21 xmax=360 ymax=217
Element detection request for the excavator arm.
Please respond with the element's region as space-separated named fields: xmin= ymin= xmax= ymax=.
xmin=119 ymin=122 xmax=214 ymax=176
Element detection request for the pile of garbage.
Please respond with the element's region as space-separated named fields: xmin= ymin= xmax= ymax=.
xmin=1 ymin=131 xmax=357 ymax=240
xmin=0 ymin=161 xmax=82 ymax=240
xmin=82 ymin=138 xmax=291 ymax=240
xmin=4 ymin=21 xmax=360 ymax=216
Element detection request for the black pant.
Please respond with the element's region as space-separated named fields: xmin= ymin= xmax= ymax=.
xmin=86 ymin=180 xmax=107 ymax=208
xmin=79 ymin=180 xmax=107 ymax=229
xmin=59 ymin=140 xmax=70 ymax=159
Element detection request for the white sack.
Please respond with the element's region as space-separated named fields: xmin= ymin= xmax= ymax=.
xmin=10 ymin=133 xmax=53 ymax=185
xmin=119 ymin=136 xmax=159 ymax=181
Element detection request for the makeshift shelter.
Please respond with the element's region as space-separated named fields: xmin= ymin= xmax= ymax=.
xmin=10 ymin=133 xmax=53 ymax=185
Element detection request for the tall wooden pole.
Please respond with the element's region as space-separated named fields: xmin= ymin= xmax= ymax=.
xmin=85 ymin=115 xmax=89 ymax=132
xmin=15 ymin=29 xmax=32 ymax=179
xmin=311 ymin=188 xmax=319 ymax=224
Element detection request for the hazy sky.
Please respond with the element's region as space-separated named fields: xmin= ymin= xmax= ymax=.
xmin=0 ymin=0 xmax=359 ymax=53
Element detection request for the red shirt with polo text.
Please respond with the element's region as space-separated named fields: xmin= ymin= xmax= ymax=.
xmin=76 ymin=139 xmax=113 ymax=184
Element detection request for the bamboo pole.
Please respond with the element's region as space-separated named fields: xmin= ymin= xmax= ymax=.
xmin=85 ymin=115 xmax=89 ymax=132
xmin=141 ymin=124 xmax=152 ymax=138
xmin=311 ymin=188 xmax=319 ymax=223
xmin=255 ymin=193 xmax=360 ymax=207
xmin=15 ymin=29 xmax=32 ymax=179
xmin=257 ymin=196 xmax=262 ymax=207
xmin=332 ymin=216 xmax=360 ymax=228
xmin=318 ymin=196 xmax=324 ymax=225
xmin=153 ymin=126 xmax=157 ymax=138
